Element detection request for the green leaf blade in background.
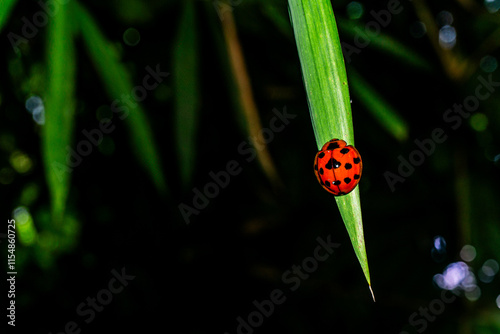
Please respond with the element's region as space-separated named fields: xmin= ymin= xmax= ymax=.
xmin=0 ymin=0 xmax=17 ymax=33
xmin=173 ymin=0 xmax=200 ymax=189
xmin=75 ymin=2 xmax=168 ymax=195
xmin=43 ymin=1 xmax=76 ymax=222
xmin=288 ymin=0 xmax=372 ymax=297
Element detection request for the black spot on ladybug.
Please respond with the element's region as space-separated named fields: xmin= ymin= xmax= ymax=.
xmin=353 ymin=157 xmax=361 ymax=164
xmin=326 ymin=142 xmax=340 ymax=150
xmin=325 ymin=158 xmax=341 ymax=169
xmin=318 ymin=152 xmax=325 ymax=159
xmin=344 ymin=163 xmax=352 ymax=170
xmin=340 ymin=148 xmax=349 ymax=154
xmin=324 ymin=181 xmax=331 ymax=188
xmin=319 ymin=168 xmax=324 ymax=175
xmin=354 ymin=174 xmax=360 ymax=180
xmin=344 ymin=177 xmax=352 ymax=184
xmin=333 ymin=180 xmax=341 ymax=186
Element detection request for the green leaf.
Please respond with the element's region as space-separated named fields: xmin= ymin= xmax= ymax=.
xmin=349 ymin=67 xmax=409 ymax=142
xmin=0 ymin=0 xmax=17 ymax=33
xmin=288 ymin=0 xmax=372 ymax=298
xmin=43 ymin=1 xmax=76 ymax=222
xmin=74 ymin=2 xmax=168 ymax=195
xmin=173 ymin=0 xmax=200 ymax=188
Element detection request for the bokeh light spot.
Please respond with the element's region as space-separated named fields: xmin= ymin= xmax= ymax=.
xmin=13 ymin=206 xmax=37 ymax=245
xmin=431 ymin=235 xmax=447 ymax=262
xmin=437 ymin=10 xmax=454 ymax=26
xmin=346 ymin=1 xmax=363 ymax=20
xmin=434 ymin=261 xmax=469 ymax=290
xmin=439 ymin=25 xmax=456 ymax=49
xmin=480 ymin=55 xmax=497 ymax=73
xmin=465 ymin=286 xmax=481 ymax=301
xmin=470 ymin=113 xmax=488 ymax=132
xmin=25 ymin=95 xmax=43 ymax=113
xmin=479 ymin=259 xmax=499 ymax=283
xmin=346 ymin=2 xmax=363 ymax=20
xmin=494 ymin=154 xmax=500 ymax=168
xmin=13 ymin=206 xmax=30 ymax=224
xmin=410 ymin=21 xmax=426 ymax=38
xmin=484 ymin=259 xmax=499 ymax=274
xmin=10 ymin=151 xmax=33 ymax=174
xmin=460 ymin=245 xmax=476 ymax=262
xmin=32 ymin=106 xmax=45 ymax=125
xmin=25 ymin=95 xmax=45 ymax=125
xmin=434 ymin=235 xmax=446 ymax=251
xmin=461 ymin=270 xmax=477 ymax=291
xmin=485 ymin=0 xmax=500 ymax=13
xmin=123 ymin=27 xmax=141 ymax=46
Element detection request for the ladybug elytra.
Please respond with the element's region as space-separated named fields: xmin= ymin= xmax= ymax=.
xmin=313 ymin=139 xmax=362 ymax=196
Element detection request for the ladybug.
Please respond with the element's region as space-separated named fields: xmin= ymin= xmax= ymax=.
xmin=314 ymin=139 xmax=362 ymax=196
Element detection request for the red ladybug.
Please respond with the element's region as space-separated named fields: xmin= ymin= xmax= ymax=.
xmin=314 ymin=139 xmax=362 ymax=196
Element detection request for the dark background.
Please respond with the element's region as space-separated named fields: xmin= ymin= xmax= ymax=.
xmin=1 ymin=0 xmax=500 ymax=333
